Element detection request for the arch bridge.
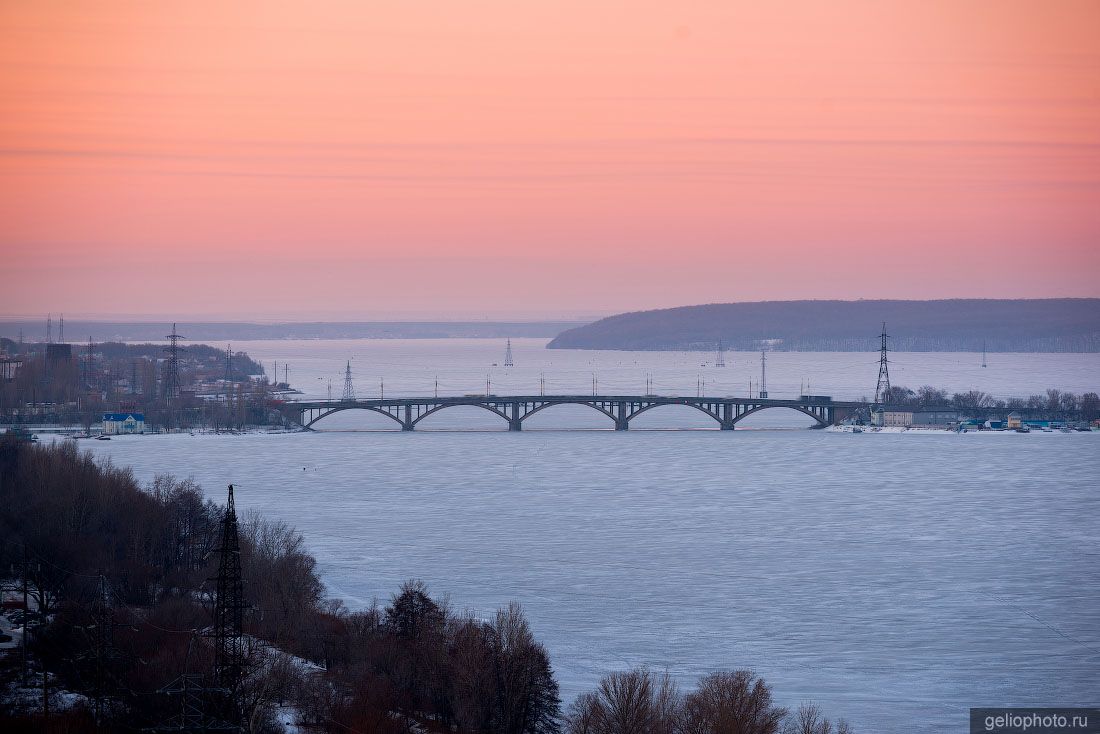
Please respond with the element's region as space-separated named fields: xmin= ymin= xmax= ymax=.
xmin=285 ymin=395 xmax=864 ymax=431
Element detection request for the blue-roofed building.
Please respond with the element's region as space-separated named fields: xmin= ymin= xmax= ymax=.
xmin=102 ymin=412 xmax=145 ymax=435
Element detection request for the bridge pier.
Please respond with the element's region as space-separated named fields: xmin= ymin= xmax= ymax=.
xmin=720 ymin=422 xmax=735 ymax=430
xmin=614 ymin=401 xmax=629 ymax=430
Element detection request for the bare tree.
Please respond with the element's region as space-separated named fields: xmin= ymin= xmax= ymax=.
xmin=569 ymin=667 xmax=679 ymax=734
xmin=679 ymin=670 xmax=786 ymax=734
xmin=782 ymin=702 xmax=834 ymax=734
xmin=490 ymin=603 xmax=562 ymax=733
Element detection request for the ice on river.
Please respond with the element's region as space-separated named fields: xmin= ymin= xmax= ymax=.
xmin=84 ymin=426 xmax=1100 ymax=733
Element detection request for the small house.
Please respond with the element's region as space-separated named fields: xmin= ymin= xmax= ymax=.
xmin=102 ymin=412 xmax=145 ymax=435
xmin=1006 ymin=412 xmax=1022 ymax=430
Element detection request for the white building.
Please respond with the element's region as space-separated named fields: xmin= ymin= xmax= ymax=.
xmin=102 ymin=412 xmax=145 ymax=435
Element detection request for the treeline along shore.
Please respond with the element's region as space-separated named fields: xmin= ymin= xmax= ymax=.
xmin=0 ymin=437 xmax=854 ymax=733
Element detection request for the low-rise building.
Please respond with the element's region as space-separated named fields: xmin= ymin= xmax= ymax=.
xmin=102 ymin=412 xmax=145 ymax=435
xmin=1006 ymin=412 xmax=1023 ymax=430
xmin=883 ymin=410 xmax=913 ymax=427
xmin=911 ymin=409 xmax=960 ymax=425
xmin=0 ymin=357 xmax=21 ymax=381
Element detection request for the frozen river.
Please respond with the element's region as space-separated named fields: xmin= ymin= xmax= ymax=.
xmin=84 ymin=341 xmax=1098 ymax=731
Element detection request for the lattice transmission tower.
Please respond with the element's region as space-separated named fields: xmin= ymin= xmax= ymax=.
xmin=873 ymin=322 xmax=891 ymax=405
xmin=759 ymin=350 xmax=768 ymax=398
xmin=163 ymin=323 xmax=185 ymax=405
xmin=504 ymin=339 xmax=514 ymax=367
xmin=211 ymin=485 xmax=247 ymax=707
xmin=341 ymin=361 xmax=355 ymax=400
xmin=715 ymin=340 xmax=725 ymax=368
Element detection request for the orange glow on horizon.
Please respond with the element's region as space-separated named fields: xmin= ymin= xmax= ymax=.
xmin=2 ymin=1 xmax=1098 ymax=317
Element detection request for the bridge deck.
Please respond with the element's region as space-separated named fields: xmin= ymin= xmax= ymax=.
xmin=287 ymin=395 xmax=867 ymax=431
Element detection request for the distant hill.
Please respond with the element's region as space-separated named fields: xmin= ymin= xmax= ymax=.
xmin=0 ymin=320 xmax=585 ymax=343
xmin=547 ymin=299 xmax=1100 ymax=352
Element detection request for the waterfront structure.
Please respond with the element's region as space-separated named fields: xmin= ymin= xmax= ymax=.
xmin=1006 ymin=412 xmax=1023 ymax=430
xmin=102 ymin=412 xmax=145 ymax=434
xmin=882 ymin=410 xmax=912 ymax=427
xmin=880 ymin=409 xmax=962 ymax=427
xmin=288 ymin=393 xmax=860 ymax=431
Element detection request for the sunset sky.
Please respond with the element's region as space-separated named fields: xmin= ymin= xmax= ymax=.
xmin=2 ymin=1 xmax=1098 ymax=319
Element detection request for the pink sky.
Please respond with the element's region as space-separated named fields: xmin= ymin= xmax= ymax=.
xmin=2 ymin=1 xmax=1099 ymax=318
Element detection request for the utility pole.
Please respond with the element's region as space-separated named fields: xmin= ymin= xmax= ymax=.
xmin=14 ymin=546 xmax=33 ymax=687
xmin=873 ymin=322 xmax=891 ymax=405
xmin=434 ymin=376 xmax=439 ymax=398
xmin=59 ymin=314 xmax=64 ymax=343
xmin=759 ymin=351 xmax=768 ymax=398
xmin=539 ymin=372 xmax=545 ymax=396
xmin=46 ymin=313 xmax=52 ymax=344
xmin=91 ymin=572 xmax=113 ymax=729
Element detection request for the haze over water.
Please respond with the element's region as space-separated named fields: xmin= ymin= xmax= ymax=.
xmin=82 ymin=339 xmax=1100 ymax=732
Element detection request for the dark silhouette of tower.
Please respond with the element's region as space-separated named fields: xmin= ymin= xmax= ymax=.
xmin=83 ymin=337 xmax=95 ymax=389
xmin=163 ymin=323 xmax=185 ymax=405
xmin=211 ymin=485 xmax=247 ymax=716
xmin=874 ymin=322 xmax=891 ymax=405
xmin=715 ymin=340 xmax=725 ymax=368
xmin=504 ymin=338 xmax=514 ymax=367
xmin=982 ymin=340 xmax=987 ymax=368
xmin=341 ymin=361 xmax=355 ymax=400
xmin=224 ymin=344 xmax=233 ymax=382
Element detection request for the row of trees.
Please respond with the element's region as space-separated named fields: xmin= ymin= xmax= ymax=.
xmin=567 ymin=667 xmax=848 ymax=734
xmin=0 ymin=437 xmax=852 ymax=733
xmin=879 ymin=385 xmax=1099 ymax=419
